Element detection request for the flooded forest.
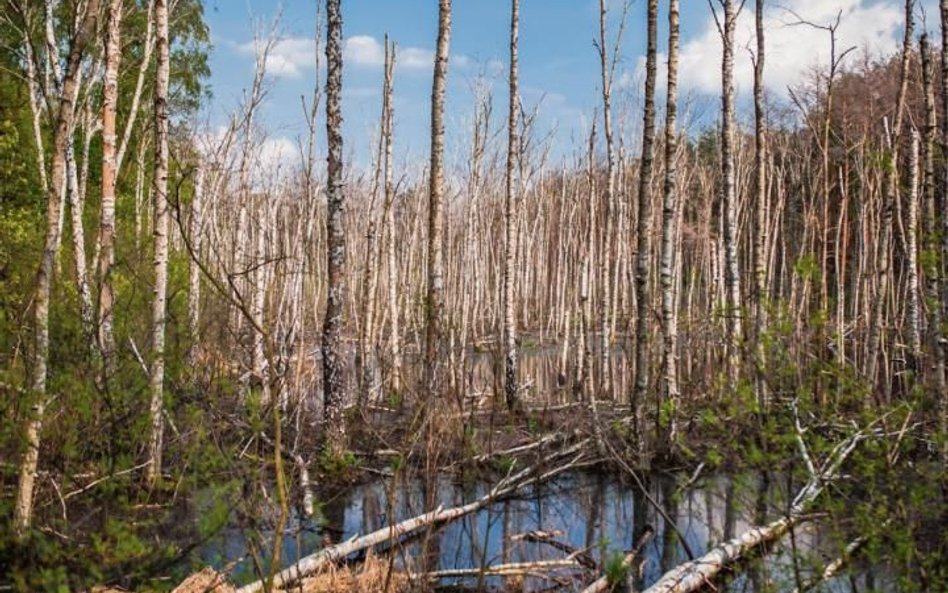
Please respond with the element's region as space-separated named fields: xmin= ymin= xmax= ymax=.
xmin=1 ymin=0 xmax=947 ymax=591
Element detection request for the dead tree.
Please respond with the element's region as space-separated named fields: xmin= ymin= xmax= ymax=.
xmin=716 ymin=0 xmax=744 ymax=375
xmin=752 ymin=0 xmax=769 ymax=410
xmin=866 ymin=0 xmax=913 ymax=400
xmin=634 ymin=0 xmax=658 ymax=419
xmin=146 ymin=0 xmax=171 ymax=486
xmin=595 ymin=0 xmax=628 ymax=401
xmin=425 ymin=0 xmax=451 ymax=400
xmin=503 ymin=0 xmax=521 ymax=411
xmin=939 ymin=0 xmax=948 ymax=445
xmin=322 ymin=0 xmax=348 ymax=454
xmin=659 ymin=0 xmax=680 ymax=443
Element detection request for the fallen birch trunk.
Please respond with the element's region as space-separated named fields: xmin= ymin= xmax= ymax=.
xmin=639 ymin=429 xmax=871 ymax=593
xmin=417 ymin=559 xmax=585 ymax=580
xmin=236 ymin=440 xmax=590 ymax=593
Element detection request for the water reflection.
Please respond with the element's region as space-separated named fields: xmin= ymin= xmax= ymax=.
xmin=188 ymin=471 xmax=892 ymax=591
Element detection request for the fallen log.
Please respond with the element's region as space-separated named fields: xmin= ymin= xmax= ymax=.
xmin=236 ymin=439 xmax=591 ymax=593
xmin=638 ymin=429 xmax=871 ymax=593
xmin=416 ymin=559 xmax=585 ymax=580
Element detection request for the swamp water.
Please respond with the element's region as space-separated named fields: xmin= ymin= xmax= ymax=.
xmin=183 ymin=470 xmax=893 ymax=592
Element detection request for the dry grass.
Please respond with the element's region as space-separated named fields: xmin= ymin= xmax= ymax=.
xmin=171 ymin=567 xmax=236 ymax=593
xmin=288 ymin=553 xmax=410 ymax=593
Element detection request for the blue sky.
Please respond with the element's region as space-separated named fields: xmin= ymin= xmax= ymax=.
xmin=200 ymin=0 xmax=930 ymax=173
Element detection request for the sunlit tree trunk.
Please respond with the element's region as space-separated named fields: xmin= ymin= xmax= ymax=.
xmin=425 ymin=0 xmax=451 ymax=399
xmin=323 ymin=0 xmax=348 ymax=454
xmin=920 ymin=33 xmax=946 ymax=404
xmin=596 ymin=0 xmax=624 ymax=400
xmin=15 ymin=0 xmax=102 ymax=536
xmin=187 ymin=164 xmax=204 ymax=367
xmin=659 ymin=0 xmax=680 ymax=444
xmin=146 ymin=0 xmax=170 ymax=486
xmin=382 ymin=42 xmax=401 ymax=395
xmin=720 ymin=0 xmax=744 ymax=375
xmin=503 ymin=0 xmax=521 ymax=411
xmin=67 ymin=139 xmax=94 ymax=338
xmin=97 ymin=0 xmax=123 ymax=377
xmin=906 ymin=132 xmax=921 ymax=371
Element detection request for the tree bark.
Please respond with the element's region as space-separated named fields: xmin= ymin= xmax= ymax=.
xmin=659 ymin=0 xmax=680 ymax=444
xmin=323 ymin=0 xmax=348 ymax=454
xmin=146 ymin=0 xmax=170 ymax=486
xmin=14 ymin=0 xmax=102 ymax=536
xmin=720 ymin=0 xmax=744 ymax=375
xmin=503 ymin=0 xmax=521 ymax=411
xmin=752 ymin=0 xmax=769 ymax=410
xmin=634 ymin=0 xmax=658 ymax=447
xmin=187 ymin=164 xmax=204 ymax=367
xmin=425 ymin=0 xmax=452 ymax=399
xmin=97 ymin=0 xmax=124 ymax=377
xmin=920 ymin=33 xmax=945 ymax=399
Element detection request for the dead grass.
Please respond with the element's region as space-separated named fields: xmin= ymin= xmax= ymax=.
xmin=288 ymin=553 xmax=410 ymax=593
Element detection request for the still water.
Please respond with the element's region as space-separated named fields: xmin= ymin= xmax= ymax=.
xmin=185 ymin=470 xmax=890 ymax=592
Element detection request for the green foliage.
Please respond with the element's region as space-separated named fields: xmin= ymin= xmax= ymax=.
xmin=603 ymin=548 xmax=629 ymax=591
xmin=493 ymin=454 xmax=516 ymax=476
xmin=319 ymin=448 xmax=358 ymax=478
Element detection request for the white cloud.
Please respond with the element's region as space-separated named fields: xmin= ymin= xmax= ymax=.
xmin=237 ymin=34 xmax=472 ymax=78
xmin=344 ymin=35 xmax=387 ymax=67
xmin=627 ymin=0 xmax=902 ymax=96
xmin=236 ymin=37 xmax=317 ymax=79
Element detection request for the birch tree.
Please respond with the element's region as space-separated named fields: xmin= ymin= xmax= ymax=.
xmin=634 ymin=0 xmax=658 ymax=425
xmin=323 ymin=0 xmax=348 ymax=454
xmin=752 ymin=0 xmax=769 ymax=410
xmin=14 ymin=0 xmax=102 ymax=536
xmin=719 ymin=0 xmax=744 ymax=374
xmin=503 ymin=0 xmax=521 ymax=411
xmin=97 ymin=0 xmax=123 ymax=377
xmin=659 ymin=0 xmax=680 ymax=443
xmin=146 ymin=0 xmax=171 ymax=486
xmin=866 ymin=0 xmax=912 ymax=397
xmin=425 ymin=0 xmax=451 ymax=398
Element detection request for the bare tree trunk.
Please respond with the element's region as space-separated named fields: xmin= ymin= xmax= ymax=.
xmin=634 ymin=0 xmax=658 ymax=445
xmin=867 ymin=0 xmax=913 ymax=399
xmin=146 ymin=0 xmax=170 ymax=486
xmin=939 ymin=0 xmax=948 ymax=447
xmin=752 ymin=0 xmax=769 ymax=411
xmin=503 ymin=0 xmax=520 ymax=411
xmin=97 ymin=0 xmax=123 ymax=377
xmin=425 ymin=0 xmax=451 ymax=401
xmin=921 ymin=32 xmax=946 ymax=406
xmin=67 ymin=140 xmax=94 ymax=338
xmin=659 ymin=0 xmax=680 ymax=444
xmin=906 ymin=132 xmax=921 ymax=373
xmin=720 ymin=0 xmax=744 ymax=375
xmin=323 ymin=0 xmax=348 ymax=455
xmin=596 ymin=0 xmax=627 ymax=401
xmin=14 ymin=0 xmax=101 ymax=536
xmin=382 ymin=42 xmax=400 ymax=395
xmin=187 ymin=164 xmax=204 ymax=367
